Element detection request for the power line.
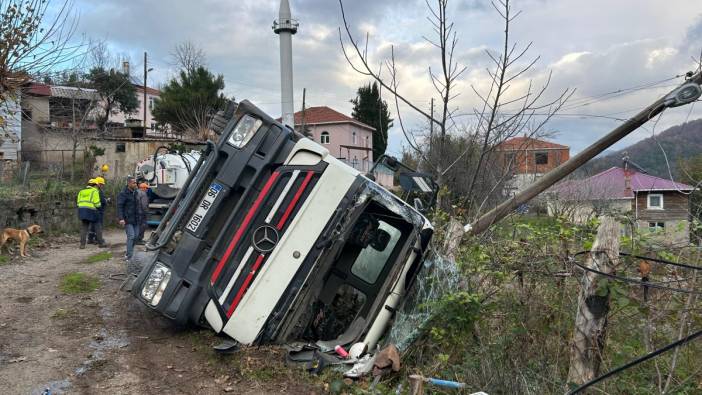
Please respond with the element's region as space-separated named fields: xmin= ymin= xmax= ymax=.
xmin=567 ymin=329 xmax=702 ymax=394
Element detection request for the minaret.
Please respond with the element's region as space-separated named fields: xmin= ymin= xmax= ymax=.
xmin=273 ymin=0 xmax=298 ymax=127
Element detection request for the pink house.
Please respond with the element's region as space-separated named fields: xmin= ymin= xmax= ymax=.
xmin=290 ymin=106 xmax=374 ymax=172
xmin=108 ymin=84 xmax=161 ymax=133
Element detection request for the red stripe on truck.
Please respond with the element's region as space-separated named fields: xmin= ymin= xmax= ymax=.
xmin=226 ymin=254 xmax=266 ymax=317
xmin=276 ymin=171 xmax=314 ymax=230
xmin=210 ymin=172 xmax=280 ymax=285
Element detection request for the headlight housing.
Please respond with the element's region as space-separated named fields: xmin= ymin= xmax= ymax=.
xmin=227 ymin=115 xmax=262 ymax=148
xmin=141 ymin=263 xmax=172 ymax=306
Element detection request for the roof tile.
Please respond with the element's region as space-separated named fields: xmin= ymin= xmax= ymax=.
xmin=290 ymin=106 xmax=375 ymax=131
xmin=497 ymin=136 xmax=569 ymax=150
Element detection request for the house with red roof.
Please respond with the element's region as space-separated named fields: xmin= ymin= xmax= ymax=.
xmin=290 ymin=106 xmax=375 ymax=172
xmin=496 ymin=136 xmax=570 ymax=196
xmin=548 ymin=166 xmax=695 ymax=244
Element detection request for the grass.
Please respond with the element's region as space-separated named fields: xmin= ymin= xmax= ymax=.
xmin=59 ymin=272 xmax=100 ymax=294
xmin=51 ymin=307 xmax=77 ymax=319
xmin=0 ymin=255 xmax=8 ymax=265
xmin=84 ymin=251 xmax=112 ymax=263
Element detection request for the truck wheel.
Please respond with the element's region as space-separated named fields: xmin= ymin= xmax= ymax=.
xmin=129 ymin=250 xmax=156 ymax=275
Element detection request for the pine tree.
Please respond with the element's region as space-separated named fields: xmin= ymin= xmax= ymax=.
xmin=350 ymin=82 xmax=393 ymax=160
xmin=153 ymin=66 xmax=226 ymax=137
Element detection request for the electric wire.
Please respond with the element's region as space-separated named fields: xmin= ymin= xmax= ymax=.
xmin=567 ymin=329 xmax=702 ymax=394
xmin=566 ymin=249 xmax=702 ymax=393
xmin=569 ymin=257 xmax=702 ymax=295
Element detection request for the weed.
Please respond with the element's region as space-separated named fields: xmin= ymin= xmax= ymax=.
xmin=84 ymin=251 xmax=112 ymax=263
xmin=0 ymin=255 xmax=9 ymax=265
xmin=59 ymin=272 xmax=100 ymax=294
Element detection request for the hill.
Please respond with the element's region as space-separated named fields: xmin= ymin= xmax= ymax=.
xmin=580 ymin=118 xmax=702 ymax=178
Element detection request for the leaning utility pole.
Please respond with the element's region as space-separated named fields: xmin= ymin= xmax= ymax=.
xmin=467 ymin=71 xmax=702 ymax=236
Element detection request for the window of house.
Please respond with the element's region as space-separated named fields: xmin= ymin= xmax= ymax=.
xmin=365 ymin=136 xmax=369 ymax=148
xmin=505 ymin=152 xmax=517 ymax=173
xmin=22 ymin=108 xmax=32 ymax=120
xmin=116 ymin=143 xmax=126 ymax=153
xmin=647 ymin=193 xmax=664 ymax=209
xmin=535 ymin=152 xmax=548 ymax=165
xmin=321 ymin=131 xmax=330 ymax=144
xmin=352 ymin=131 xmax=357 ymax=145
xmin=149 ymin=97 xmax=155 ymax=110
xmin=648 ymin=222 xmax=665 ymax=232
xmin=150 ymin=123 xmax=156 ymax=131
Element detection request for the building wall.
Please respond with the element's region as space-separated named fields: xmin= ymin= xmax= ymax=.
xmin=636 ymin=219 xmax=689 ymax=246
xmin=21 ymin=123 xmax=90 ymax=161
xmin=109 ymin=89 xmax=159 ymax=132
xmin=547 ymin=198 xmax=632 ymax=223
xmin=0 ymin=93 xmax=22 ymax=160
xmin=501 ymin=147 xmax=569 ymax=175
xmin=21 ymin=95 xmax=50 ymax=126
xmin=633 ymin=191 xmax=690 ymax=245
xmin=634 ymin=191 xmax=689 ymax=221
xmin=306 ymin=123 xmax=374 ymax=170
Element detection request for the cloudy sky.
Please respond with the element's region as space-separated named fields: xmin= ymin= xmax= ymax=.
xmin=68 ymin=0 xmax=702 ymax=156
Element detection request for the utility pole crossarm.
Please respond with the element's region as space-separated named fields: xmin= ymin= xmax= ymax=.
xmin=467 ymin=71 xmax=702 ymax=236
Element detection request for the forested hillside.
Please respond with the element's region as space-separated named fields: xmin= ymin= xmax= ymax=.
xmin=582 ymin=119 xmax=702 ymax=178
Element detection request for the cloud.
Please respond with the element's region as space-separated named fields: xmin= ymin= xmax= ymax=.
xmin=66 ymin=0 xmax=702 ymax=157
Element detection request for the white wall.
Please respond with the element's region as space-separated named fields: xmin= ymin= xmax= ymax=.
xmin=0 ymin=93 xmax=22 ymax=160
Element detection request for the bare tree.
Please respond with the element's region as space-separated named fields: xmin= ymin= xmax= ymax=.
xmin=0 ymin=0 xmax=81 ymax=104
xmin=339 ymin=0 xmax=572 ymax=220
xmin=170 ymin=41 xmax=206 ymax=73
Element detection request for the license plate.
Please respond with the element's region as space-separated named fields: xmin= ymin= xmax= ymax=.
xmin=186 ymin=183 xmax=223 ymax=233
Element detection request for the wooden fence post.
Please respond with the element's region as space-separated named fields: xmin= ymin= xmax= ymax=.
xmin=567 ymin=216 xmax=620 ymax=387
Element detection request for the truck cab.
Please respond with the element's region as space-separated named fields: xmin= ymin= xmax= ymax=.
xmin=131 ymin=101 xmax=435 ymax=351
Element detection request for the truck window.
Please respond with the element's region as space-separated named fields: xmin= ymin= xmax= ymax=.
xmin=351 ymin=220 xmax=402 ymax=284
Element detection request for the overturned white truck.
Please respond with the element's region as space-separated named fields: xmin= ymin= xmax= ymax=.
xmin=131 ymin=100 xmax=437 ymax=352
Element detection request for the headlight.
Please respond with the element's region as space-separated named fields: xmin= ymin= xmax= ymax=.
xmin=227 ymin=115 xmax=262 ymax=148
xmin=141 ymin=263 xmax=172 ymax=306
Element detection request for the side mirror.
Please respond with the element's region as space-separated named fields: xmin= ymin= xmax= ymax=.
xmin=385 ymin=156 xmax=398 ymax=170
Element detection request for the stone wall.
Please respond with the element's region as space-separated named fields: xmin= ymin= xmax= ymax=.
xmin=0 ymin=192 xmax=118 ymax=235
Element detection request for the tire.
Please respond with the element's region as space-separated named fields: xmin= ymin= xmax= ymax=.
xmin=129 ymin=250 xmax=156 ymax=275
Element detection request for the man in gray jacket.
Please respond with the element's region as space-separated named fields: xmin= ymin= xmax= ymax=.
xmin=135 ymin=182 xmax=150 ymax=245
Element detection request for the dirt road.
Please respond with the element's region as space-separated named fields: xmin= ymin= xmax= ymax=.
xmin=0 ymin=230 xmax=321 ymax=394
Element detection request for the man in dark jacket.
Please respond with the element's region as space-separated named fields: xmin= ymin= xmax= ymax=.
xmin=117 ymin=176 xmax=139 ymax=260
xmin=135 ymin=182 xmax=150 ymax=245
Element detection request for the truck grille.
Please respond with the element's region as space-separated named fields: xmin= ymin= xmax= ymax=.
xmin=209 ymin=167 xmax=322 ymax=317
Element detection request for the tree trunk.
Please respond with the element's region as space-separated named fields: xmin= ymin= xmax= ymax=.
xmin=567 ymin=216 xmax=620 ymax=387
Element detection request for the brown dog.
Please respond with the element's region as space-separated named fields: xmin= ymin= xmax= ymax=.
xmin=0 ymin=224 xmax=42 ymax=257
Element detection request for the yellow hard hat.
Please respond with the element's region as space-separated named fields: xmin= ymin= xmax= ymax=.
xmin=95 ymin=176 xmax=105 ymax=185
xmin=101 ymin=164 xmax=109 ymax=173
xmin=88 ymin=178 xmax=97 ymax=185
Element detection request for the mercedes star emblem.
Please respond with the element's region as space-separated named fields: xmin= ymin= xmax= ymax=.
xmin=252 ymin=225 xmax=279 ymax=253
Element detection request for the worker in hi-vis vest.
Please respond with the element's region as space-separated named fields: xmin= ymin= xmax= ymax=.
xmin=77 ymin=179 xmax=102 ymax=249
